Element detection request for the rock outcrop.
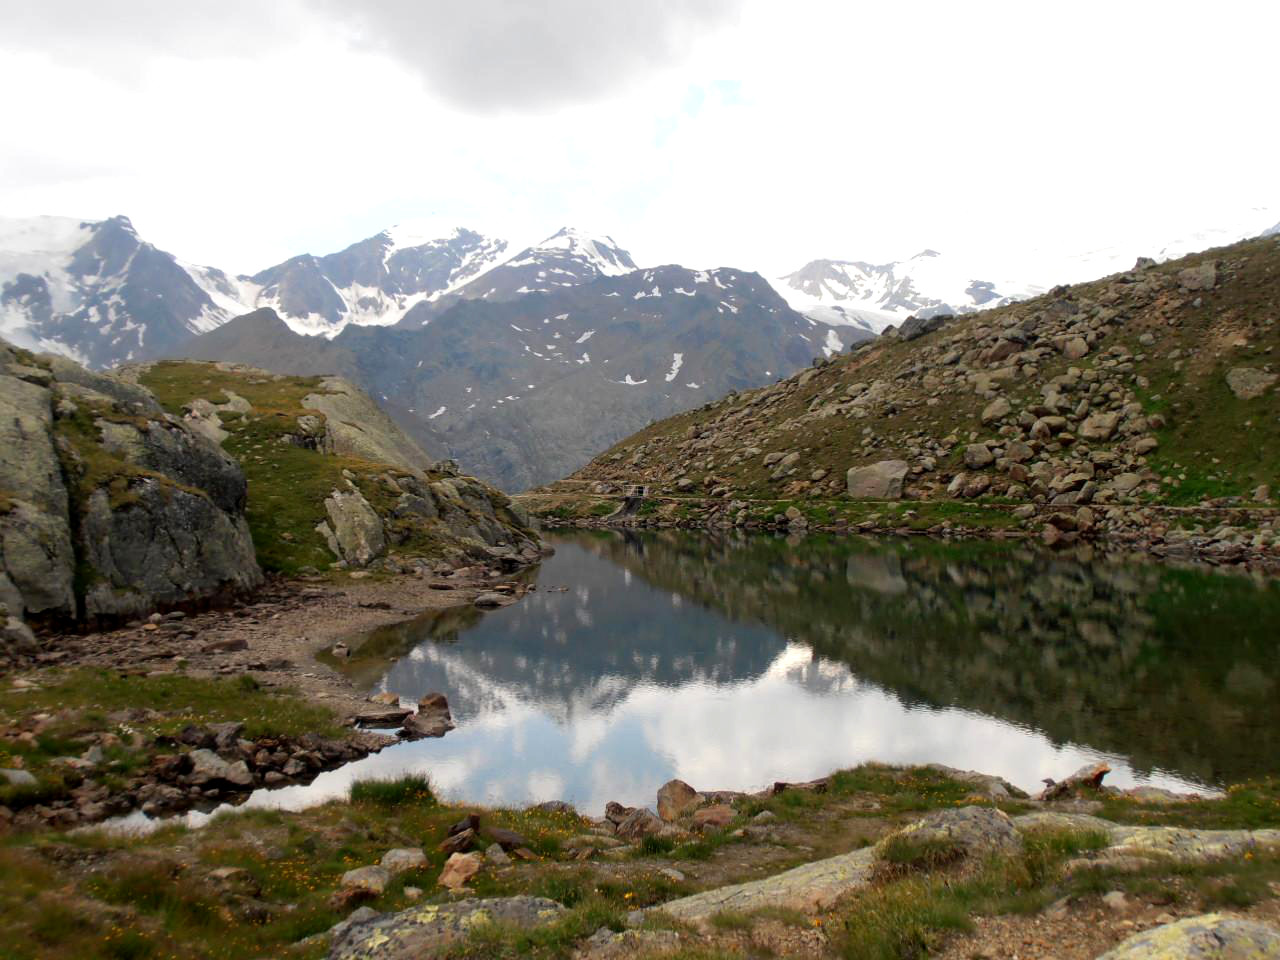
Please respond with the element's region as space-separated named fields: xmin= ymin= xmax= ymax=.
xmin=120 ymin=361 xmax=543 ymax=575
xmin=302 ymin=377 xmax=435 ymax=472
xmin=0 ymin=342 xmax=261 ymax=626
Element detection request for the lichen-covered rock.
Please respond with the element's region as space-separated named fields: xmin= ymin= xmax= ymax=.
xmin=329 ymin=896 xmax=565 ymax=960
xmin=1097 ymin=913 xmax=1280 ymax=959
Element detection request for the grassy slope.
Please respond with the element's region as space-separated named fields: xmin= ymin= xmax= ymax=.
xmin=558 ymin=236 xmax=1280 ymax=507
xmin=138 ymin=362 xmax=455 ymax=575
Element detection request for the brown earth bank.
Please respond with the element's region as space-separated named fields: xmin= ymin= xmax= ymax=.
xmin=0 ymin=557 xmax=541 ymax=832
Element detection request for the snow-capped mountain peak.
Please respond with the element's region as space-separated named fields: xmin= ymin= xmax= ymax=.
xmin=533 ymin=227 xmax=636 ymax=277
xmin=1 ymin=213 xmax=226 ymax=366
xmin=776 ymin=249 xmax=1039 ymax=334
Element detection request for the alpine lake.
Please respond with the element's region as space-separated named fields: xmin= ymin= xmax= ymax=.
xmin=149 ymin=530 xmax=1280 ymax=824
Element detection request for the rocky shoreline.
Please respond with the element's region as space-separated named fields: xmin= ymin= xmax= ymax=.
xmin=532 ymin=496 xmax=1280 ymax=574
xmin=0 ymin=555 xmax=540 ymax=832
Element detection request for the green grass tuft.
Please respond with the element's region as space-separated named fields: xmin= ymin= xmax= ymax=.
xmin=349 ymin=773 xmax=437 ymax=807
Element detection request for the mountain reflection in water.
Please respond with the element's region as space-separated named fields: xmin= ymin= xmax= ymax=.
xmin=240 ymin=530 xmax=1280 ymax=816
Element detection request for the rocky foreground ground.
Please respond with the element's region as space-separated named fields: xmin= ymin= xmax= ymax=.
xmin=1 ymin=755 xmax=1279 ymax=960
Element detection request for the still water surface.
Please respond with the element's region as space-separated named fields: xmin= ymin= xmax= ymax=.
xmin=177 ymin=531 xmax=1280 ymax=821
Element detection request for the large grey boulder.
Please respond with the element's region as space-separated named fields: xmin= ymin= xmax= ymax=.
xmin=0 ymin=342 xmax=262 ymax=625
xmin=846 ymin=460 xmax=909 ymax=499
xmin=80 ymin=481 xmax=259 ymax=619
xmin=318 ymin=488 xmax=387 ymax=567
xmin=876 ymin=805 xmax=1022 ymax=860
xmin=328 ymin=896 xmax=565 ymax=960
xmin=1098 ymin=913 xmax=1280 ymax=959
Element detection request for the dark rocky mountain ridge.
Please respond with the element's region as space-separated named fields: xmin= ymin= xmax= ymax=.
xmin=177 ymin=263 xmax=866 ymax=490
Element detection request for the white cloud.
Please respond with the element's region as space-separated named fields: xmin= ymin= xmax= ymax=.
xmin=0 ymin=1 xmax=1276 ymax=279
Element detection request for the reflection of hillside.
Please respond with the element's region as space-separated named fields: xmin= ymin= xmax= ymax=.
xmin=343 ymin=540 xmax=833 ymax=725
xmin=572 ymin=531 xmax=1280 ymax=786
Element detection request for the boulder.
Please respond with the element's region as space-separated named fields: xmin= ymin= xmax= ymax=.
xmin=340 ymin=864 xmax=392 ymax=897
xmin=0 ymin=617 xmax=38 ymax=655
xmin=187 ymin=749 xmax=253 ymax=788
xmin=0 ymin=346 xmax=261 ymax=622
xmin=0 ymin=768 xmax=38 ymax=788
xmin=846 ymin=460 xmax=909 ymax=499
xmin=1037 ymin=761 xmax=1110 ymax=800
xmin=328 ymin=896 xmax=565 ymax=960
xmin=1079 ymin=412 xmax=1121 ymax=442
xmin=402 ymin=711 xmax=454 ymax=739
xmin=1226 ymin=367 xmax=1278 ymax=400
xmin=1097 ymin=913 xmax=1280 ymax=959
xmin=692 ymin=804 xmax=735 ymax=832
xmin=438 ymin=829 xmax=476 ymax=855
xmin=898 ymin=314 xmax=947 ymax=341
xmin=355 ymin=707 xmax=412 ymax=727
xmin=319 ymin=489 xmax=386 ymax=567
xmin=486 ymin=827 xmax=530 ymax=851
xmin=877 ymin=805 xmax=1021 ymax=860
xmin=1062 ymin=336 xmax=1090 ymax=360
xmin=437 ymin=852 xmax=481 ymax=891
xmin=485 ymin=844 xmax=512 ymax=867
xmin=1111 ymin=472 xmax=1143 ymax=495
xmin=615 ymin=807 xmax=665 ymax=840
xmin=380 ymin=848 xmax=428 ymax=874
xmin=303 ymin=377 xmax=435 ymax=474
xmin=656 ymin=779 xmax=700 ymax=822
xmin=964 ymin=444 xmax=995 ymax=469
xmin=1176 ymin=262 xmax=1218 ymax=292
xmin=980 ymin=397 xmax=1011 ymax=424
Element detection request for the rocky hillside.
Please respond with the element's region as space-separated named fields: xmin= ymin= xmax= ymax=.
xmin=123 ymin=361 xmax=541 ymax=576
xmin=559 ymin=234 xmax=1279 ymax=519
xmin=0 ymin=342 xmax=261 ymax=628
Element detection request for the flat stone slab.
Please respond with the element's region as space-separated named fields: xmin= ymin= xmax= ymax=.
xmin=649 ymin=846 xmax=878 ymax=920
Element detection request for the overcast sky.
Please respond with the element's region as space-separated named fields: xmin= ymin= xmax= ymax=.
xmin=2 ymin=0 xmax=1276 ymax=277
